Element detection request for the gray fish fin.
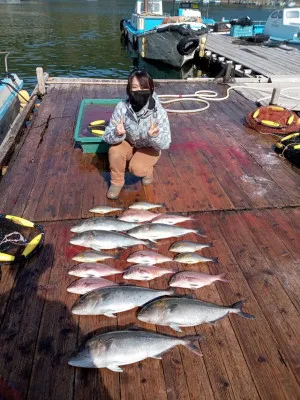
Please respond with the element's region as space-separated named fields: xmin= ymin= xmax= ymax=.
xmin=209 ymin=316 xmax=224 ymax=325
xmin=170 ymin=323 xmax=182 ymax=332
xmin=144 ymin=241 xmax=156 ymax=250
xmin=232 ymin=300 xmax=255 ymax=319
xmin=194 ymin=228 xmax=206 ymax=237
xmin=103 ymin=312 xmax=117 ymax=318
xmin=183 ymin=335 xmax=203 ymax=356
xmin=107 ymin=365 xmax=123 ymax=372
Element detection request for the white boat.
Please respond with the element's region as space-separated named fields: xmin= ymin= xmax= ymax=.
xmin=264 ymin=8 xmax=300 ymax=44
xmin=0 ymin=52 xmax=24 ymax=145
xmin=121 ymin=0 xmax=207 ymax=68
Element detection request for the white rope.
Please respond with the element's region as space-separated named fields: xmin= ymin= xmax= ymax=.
xmin=158 ymin=86 xmax=300 ymax=113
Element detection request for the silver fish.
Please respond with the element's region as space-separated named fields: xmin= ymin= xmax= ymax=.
xmin=70 ymin=230 xmax=153 ymax=250
xmin=174 ymin=253 xmax=217 ymax=264
xmin=123 ymin=264 xmax=177 ymax=281
xmin=68 ymin=263 xmax=121 ymax=278
xmin=118 ymin=210 xmax=160 ymax=222
xmin=70 ymin=217 xmax=140 ymax=233
xmin=127 ymin=224 xmax=205 ymax=242
xmin=89 ymin=206 xmax=123 ymax=214
xmin=129 ymin=202 xmax=165 ymax=210
xmin=151 ymin=214 xmax=194 ymax=225
xmin=169 ymin=241 xmax=212 ymax=253
xmin=72 ymin=250 xmax=118 ymax=263
xmin=127 ymin=250 xmax=173 ymax=265
xmin=138 ymin=298 xmax=255 ymax=332
xmin=68 ymin=330 xmax=202 ymax=370
xmin=71 ymin=285 xmax=174 ymax=317
xmin=67 ymin=278 xmax=118 ymax=294
xmin=169 ymin=272 xmax=229 ymax=289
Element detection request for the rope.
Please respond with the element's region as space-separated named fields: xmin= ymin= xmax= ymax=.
xmin=158 ymin=85 xmax=300 ymax=114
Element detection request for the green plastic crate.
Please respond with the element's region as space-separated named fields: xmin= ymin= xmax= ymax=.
xmin=74 ymin=98 xmax=121 ymax=153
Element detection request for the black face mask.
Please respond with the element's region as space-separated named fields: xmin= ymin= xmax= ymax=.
xmin=129 ymin=90 xmax=151 ymax=112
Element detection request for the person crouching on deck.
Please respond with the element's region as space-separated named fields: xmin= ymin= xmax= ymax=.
xmin=103 ymin=70 xmax=171 ymax=200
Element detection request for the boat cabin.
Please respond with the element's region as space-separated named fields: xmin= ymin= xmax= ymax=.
xmin=264 ymin=8 xmax=300 ymax=42
xmin=131 ymin=0 xmax=166 ymax=33
xmin=177 ymin=2 xmax=202 ymax=18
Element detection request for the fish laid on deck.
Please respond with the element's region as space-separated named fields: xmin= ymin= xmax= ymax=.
xmin=169 ymin=271 xmax=229 ymax=289
xmin=127 ymin=223 xmax=205 ymax=241
xmin=68 ymin=263 xmax=122 ymax=278
xmin=127 ymin=250 xmax=173 ymax=265
xmin=68 ymin=330 xmax=202 ymax=371
xmin=72 ymin=250 xmax=119 ymax=263
xmin=169 ymin=241 xmax=213 ymax=253
xmin=70 ymin=217 xmax=140 ymax=233
xmin=123 ymin=264 xmax=177 ymax=281
xmin=71 ymin=285 xmax=174 ymax=316
xmin=118 ymin=209 xmax=161 ymax=222
xmin=89 ymin=205 xmax=123 ymax=214
xmin=138 ymin=298 xmax=255 ymax=332
xmin=174 ymin=252 xmax=218 ymax=264
xmin=70 ymin=230 xmax=153 ymax=250
xmin=67 ymin=277 xmax=118 ymax=294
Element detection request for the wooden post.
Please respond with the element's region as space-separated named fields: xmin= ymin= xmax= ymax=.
xmin=145 ymin=0 xmax=148 ymax=13
xmin=36 ymin=67 xmax=46 ymax=95
xmin=223 ymin=61 xmax=233 ymax=82
xmin=269 ymin=88 xmax=281 ymax=105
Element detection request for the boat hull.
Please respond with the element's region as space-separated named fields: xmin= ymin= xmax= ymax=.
xmin=125 ymin=26 xmax=205 ymax=68
xmin=0 ymin=74 xmax=23 ymax=145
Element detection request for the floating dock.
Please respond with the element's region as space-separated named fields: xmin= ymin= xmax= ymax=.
xmin=0 ymin=77 xmax=299 ymax=400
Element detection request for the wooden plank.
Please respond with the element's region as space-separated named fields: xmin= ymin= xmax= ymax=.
xmin=26 ymin=221 xmax=79 ymax=399
xmin=21 ymin=85 xmax=72 ymax=220
xmin=34 ymin=85 xmax=83 ymax=221
xmin=0 ymin=223 xmax=58 ymax=399
xmin=215 ymin=211 xmax=300 ymax=389
xmin=0 ymin=86 xmax=58 ymax=215
xmin=200 ymin=212 xmax=300 ymax=399
xmin=240 ymin=210 xmax=300 ymax=312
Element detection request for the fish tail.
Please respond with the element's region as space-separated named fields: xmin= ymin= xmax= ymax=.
xmin=183 ymin=335 xmax=203 ymax=356
xmin=211 ymin=257 xmax=218 ymax=264
xmin=113 ymin=252 xmax=120 ymax=259
xmin=232 ymin=300 xmax=255 ymax=319
xmin=206 ymin=243 xmax=213 ymax=248
xmin=217 ymin=272 xmax=230 ymax=282
xmin=193 ymin=228 xmax=206 ymax=238
xmin=170 ymin=265 xmax=179 ymax=273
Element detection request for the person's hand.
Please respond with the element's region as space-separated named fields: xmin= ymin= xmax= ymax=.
xmin=112 ymin=117 xmax=126 ymax=136
xmin=148 ymin=118 xmax=159 ymax=137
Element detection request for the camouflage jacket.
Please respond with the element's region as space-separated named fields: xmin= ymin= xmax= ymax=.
xmin=103 ymin=92 xmax=171 ymax=152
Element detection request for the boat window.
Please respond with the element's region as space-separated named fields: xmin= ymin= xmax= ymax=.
xmin=286 ymin=11 xmax=299 ymax=19
xmin=271 ymin=11 xmax=278 ymax=18
xmin=278 ymin=10 xmax=283 ymax=19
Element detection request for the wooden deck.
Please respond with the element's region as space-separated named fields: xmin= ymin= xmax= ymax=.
xmin=0 ymin=80 xmax=300 ymax=400
xmin=205 ymin=34 xmax=300 ymax=79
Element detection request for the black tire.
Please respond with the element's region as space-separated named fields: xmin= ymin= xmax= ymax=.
xmin=177 ymin=35 xmax=199 ymax=56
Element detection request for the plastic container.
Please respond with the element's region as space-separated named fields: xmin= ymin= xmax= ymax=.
xmin=230 ymin=25 xmax=253 ymax=38
xmin=74 ymin=99 xmax=121 ymax=153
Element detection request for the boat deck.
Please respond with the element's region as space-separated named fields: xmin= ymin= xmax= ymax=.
xmin=0 ymin=80 xmax=300 ymax=400
xmin=205 ymin=33 xmax=300 ymax=79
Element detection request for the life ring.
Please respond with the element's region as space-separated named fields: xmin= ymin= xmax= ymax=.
xmin=0 ymin=214 xmax=44 ymax=264
xmin=246 ymin=105 xmax=300 ymax=135
xmin=177 ymin=36 xmax=199 ymax=56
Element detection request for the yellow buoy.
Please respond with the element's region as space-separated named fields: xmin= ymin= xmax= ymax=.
xmin=261 ymin=120 xmax=281 ymax=128
xmin=267 ymin=106 xmax=284 ymax=111
xmin=89 ymin=120 xmax=105 ymax=127
xmin=91 ymin=129 xmax=105 ymax=136
xmin=18 ymin=90 xmax=30 ymax=103
xmin=252 ymin=109 xmax=260 ymax=119
xmin=287 ymin=115 xmax=294 ymax=125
